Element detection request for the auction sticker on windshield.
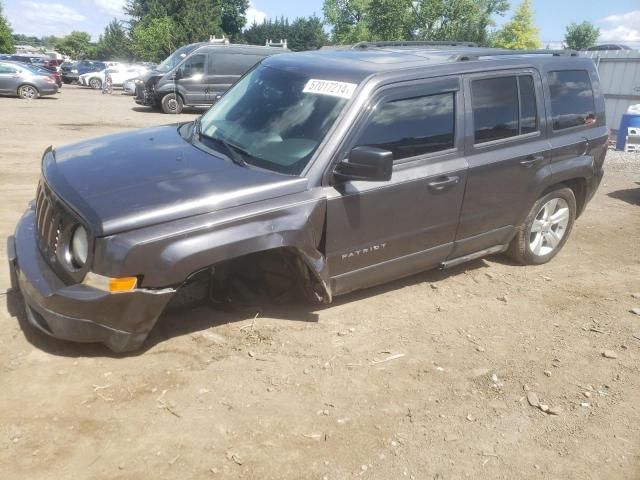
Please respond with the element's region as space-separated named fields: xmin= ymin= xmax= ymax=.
xmin=303 ymin=79 xmax=357 ymax=99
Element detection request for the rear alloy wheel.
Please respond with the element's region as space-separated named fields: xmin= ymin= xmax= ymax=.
xmin=89 ymin=78 xmax=102 ymax=90
xmin=18 ymin=84 xmax=39 ymax=100
xmin=507 ymin=187 xmax=576 ymax=265
xmin=161 ymin=93 xmax=184 ymax=114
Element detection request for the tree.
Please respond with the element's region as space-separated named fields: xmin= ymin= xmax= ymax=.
xmin=287 ymin=16 xmax=328 ymax=51
xmin=126 ymin=0 xmax=225 ymax=46
xmin=323 ymin=0 xmax=509 ymax=45
xmin=323 ymin=0 xmax=371 ymax=44
xmin=564 ymin=21 xmax=599 ymax=51
xmin=412 ymin=0 xmax=509 ymax=45
xmin=492 ymin=0 xmax=541 ymax=49
xmin=221 ymin=0 xmax=249 ymax=40
xmin=56 ymin=31 xmax=93 ymax=58
xmin=243 ymin=17 xmax=290 ymax=46
xmin=96 ymin=19 xmax=132 ymax=60
xmin=130 ymin=16 xmax=177 ymax=62
xmin=0 ymin=1 xmax=14 ymax=54
xmin=242 ymin=16 xmax=327 ymax=51
xmin=368 ymin=0 xmax=411 ymax=41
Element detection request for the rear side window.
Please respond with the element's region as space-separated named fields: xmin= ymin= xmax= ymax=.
xmin=472 ymin=75 xmax=538 ymax=144
xmin=548 ymin=70 xmax=596 ymax=130
xmin=354 ymin=92 xmax=455 ymax=161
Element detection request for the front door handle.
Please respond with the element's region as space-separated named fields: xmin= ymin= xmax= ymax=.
xmin=519 ymin=155 xmax=545 ymax=168
xmin=428 ymin=175 xmax=459 ymax=192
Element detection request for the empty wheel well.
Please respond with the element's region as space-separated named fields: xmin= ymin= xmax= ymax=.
xmin=169 ymin=247 xmax=328 ymax=310
xmin=543 ymin=178 xmax=587 ymax=217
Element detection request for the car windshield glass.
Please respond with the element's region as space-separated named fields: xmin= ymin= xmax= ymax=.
xmin=199 ymin=64 xmax=353 ymax=175
xmin=156 ymin=45 xmax=198 ymax=73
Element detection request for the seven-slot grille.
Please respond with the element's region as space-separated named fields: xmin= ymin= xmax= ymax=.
xmin=35 ymin=180 xmax=67 ymax=263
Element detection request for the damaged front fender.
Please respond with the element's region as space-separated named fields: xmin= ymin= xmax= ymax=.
xmin=93 ymin=189 xmax=332 ymax=302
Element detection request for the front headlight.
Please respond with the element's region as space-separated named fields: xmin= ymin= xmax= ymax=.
xmin=69 ymin=225 xmax=88 ymax=268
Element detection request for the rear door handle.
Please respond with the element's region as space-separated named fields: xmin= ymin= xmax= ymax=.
xmin=428 ymin=175 xmax=459 ymax=192
xmin=519 ymin=155 xmax=545 ymax=168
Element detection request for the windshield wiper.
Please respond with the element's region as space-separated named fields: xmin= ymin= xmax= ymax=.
xmin=195 ymin=119 xmax=249 ymax=167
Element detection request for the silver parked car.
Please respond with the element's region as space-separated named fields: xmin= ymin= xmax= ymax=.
xmin=0 ymin=60 xmax=59 ymax=99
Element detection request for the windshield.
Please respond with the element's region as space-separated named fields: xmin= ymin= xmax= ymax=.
xmin=156 ymin=44 xmax=198 ymax=73
xmin=199 ymin=64 xmax=354 ymax=175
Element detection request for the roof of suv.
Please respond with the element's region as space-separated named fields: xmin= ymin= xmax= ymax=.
xmin=263 ymin=46 xmax=587 ymax=83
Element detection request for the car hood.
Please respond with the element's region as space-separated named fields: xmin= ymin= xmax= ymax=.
xmin=42 ymin=124 xmax=308 ymax=236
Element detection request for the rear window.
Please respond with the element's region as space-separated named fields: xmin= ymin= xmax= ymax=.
xmin=355 ymin=92 xmax=456 ymax=160
xmin=471 ymin=75 xmax=538 ymax=144
xmin=548 ymin=70 xmax=596 ymax=130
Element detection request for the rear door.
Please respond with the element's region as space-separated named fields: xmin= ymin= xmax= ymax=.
xmin=454 ymin=69 xmax=552 ymax=257
xmin=542 ymin=67 xmax=608 ymax=181
xmin=324 ymin=77 xmax=468 ymax=295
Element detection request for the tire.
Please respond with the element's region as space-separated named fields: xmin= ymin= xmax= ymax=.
xmin=17 ymin=84 xmax=39 ymax=100
xmin=161 ymin=93 xmax=184 ymax=114
xmin=506 ymin=187 xmax=576 ymax=265
xmin=89 ymin=78 xmax=102 ymax=90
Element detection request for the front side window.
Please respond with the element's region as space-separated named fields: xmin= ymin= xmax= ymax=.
xmin=180 ymin=55 xmax=205 ymax=78
xmin=156 ymin=44 xmax=199 ymax=73
xmin=548 ymin=70 xmax=595 ymax=130
xmin=200 ymin=65 xmax=352 ymax=175
xmin=354 ymin=92 xmax=455 ymax=161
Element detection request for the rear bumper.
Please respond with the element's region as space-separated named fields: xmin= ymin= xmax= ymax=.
xmin=62 ymin=74 xmax=78 ymax=83
xmin=8 ymin=207 xmax=175 ymax=352
xmin=585 ymin=168 xmax=604 ymax=207
xmin=40 ymin=85 xmax=59 ymax=96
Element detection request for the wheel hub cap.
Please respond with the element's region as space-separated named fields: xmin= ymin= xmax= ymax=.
xmin=528 ymin=197 xmax=570 ymax=256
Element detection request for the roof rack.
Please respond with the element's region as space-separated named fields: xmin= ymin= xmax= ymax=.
xmin=266 ymin=39 xmax=289 ymax=49
xmin=454 ymin=49 xmax=579 ymax=61
xmin=352 ymin=40 xmax=478 ymax=49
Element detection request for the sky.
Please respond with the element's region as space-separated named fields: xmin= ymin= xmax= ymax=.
xmin=3 ymin=0 xmax=640 ymax=47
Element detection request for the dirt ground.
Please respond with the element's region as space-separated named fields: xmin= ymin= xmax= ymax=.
xmin=1 ymin=86 xmax=639 ymax=480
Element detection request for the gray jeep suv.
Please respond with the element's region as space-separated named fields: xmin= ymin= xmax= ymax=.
xmin=8 ymin=43 xmax=607 ymax=352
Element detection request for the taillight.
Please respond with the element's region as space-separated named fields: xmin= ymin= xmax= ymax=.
xmin=45 ymin=76 xmax=55 ymax=84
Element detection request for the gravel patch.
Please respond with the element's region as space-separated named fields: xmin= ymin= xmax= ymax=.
xmin=605 ymin=149 xmax=640 ymax=173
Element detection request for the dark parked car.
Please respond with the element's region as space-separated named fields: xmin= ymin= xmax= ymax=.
xmin=135 ymin=42 xmax=287 ymax=113
xmin=10 ymin=56 xmax=64 ymax=71
xmin=8 ymin=44 xmax=607 ymax=352
xmin=0 ymin=60 xmax=59 ymax=98
xmin=61 ymin=60 xmax=106 ymax=84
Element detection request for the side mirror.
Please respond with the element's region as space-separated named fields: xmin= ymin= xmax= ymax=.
xmin=334 ymin=146 xmax=393 ymax=182
xmin=173 ymin=69 xmax=183 ymax=80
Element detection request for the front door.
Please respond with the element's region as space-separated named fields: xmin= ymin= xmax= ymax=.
xmin=176 ymin=54 xmax=207 ymax=105
xmin=324 ymin=78 xmax=468 ymax=295
xmin=454 ymin=70 xmax=552 ymax=257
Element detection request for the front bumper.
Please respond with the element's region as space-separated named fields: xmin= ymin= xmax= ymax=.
xmin=8 ymin=207 xmax=175 ymax=352
xmin=134 ymin=83 xmax=156 ymax=106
